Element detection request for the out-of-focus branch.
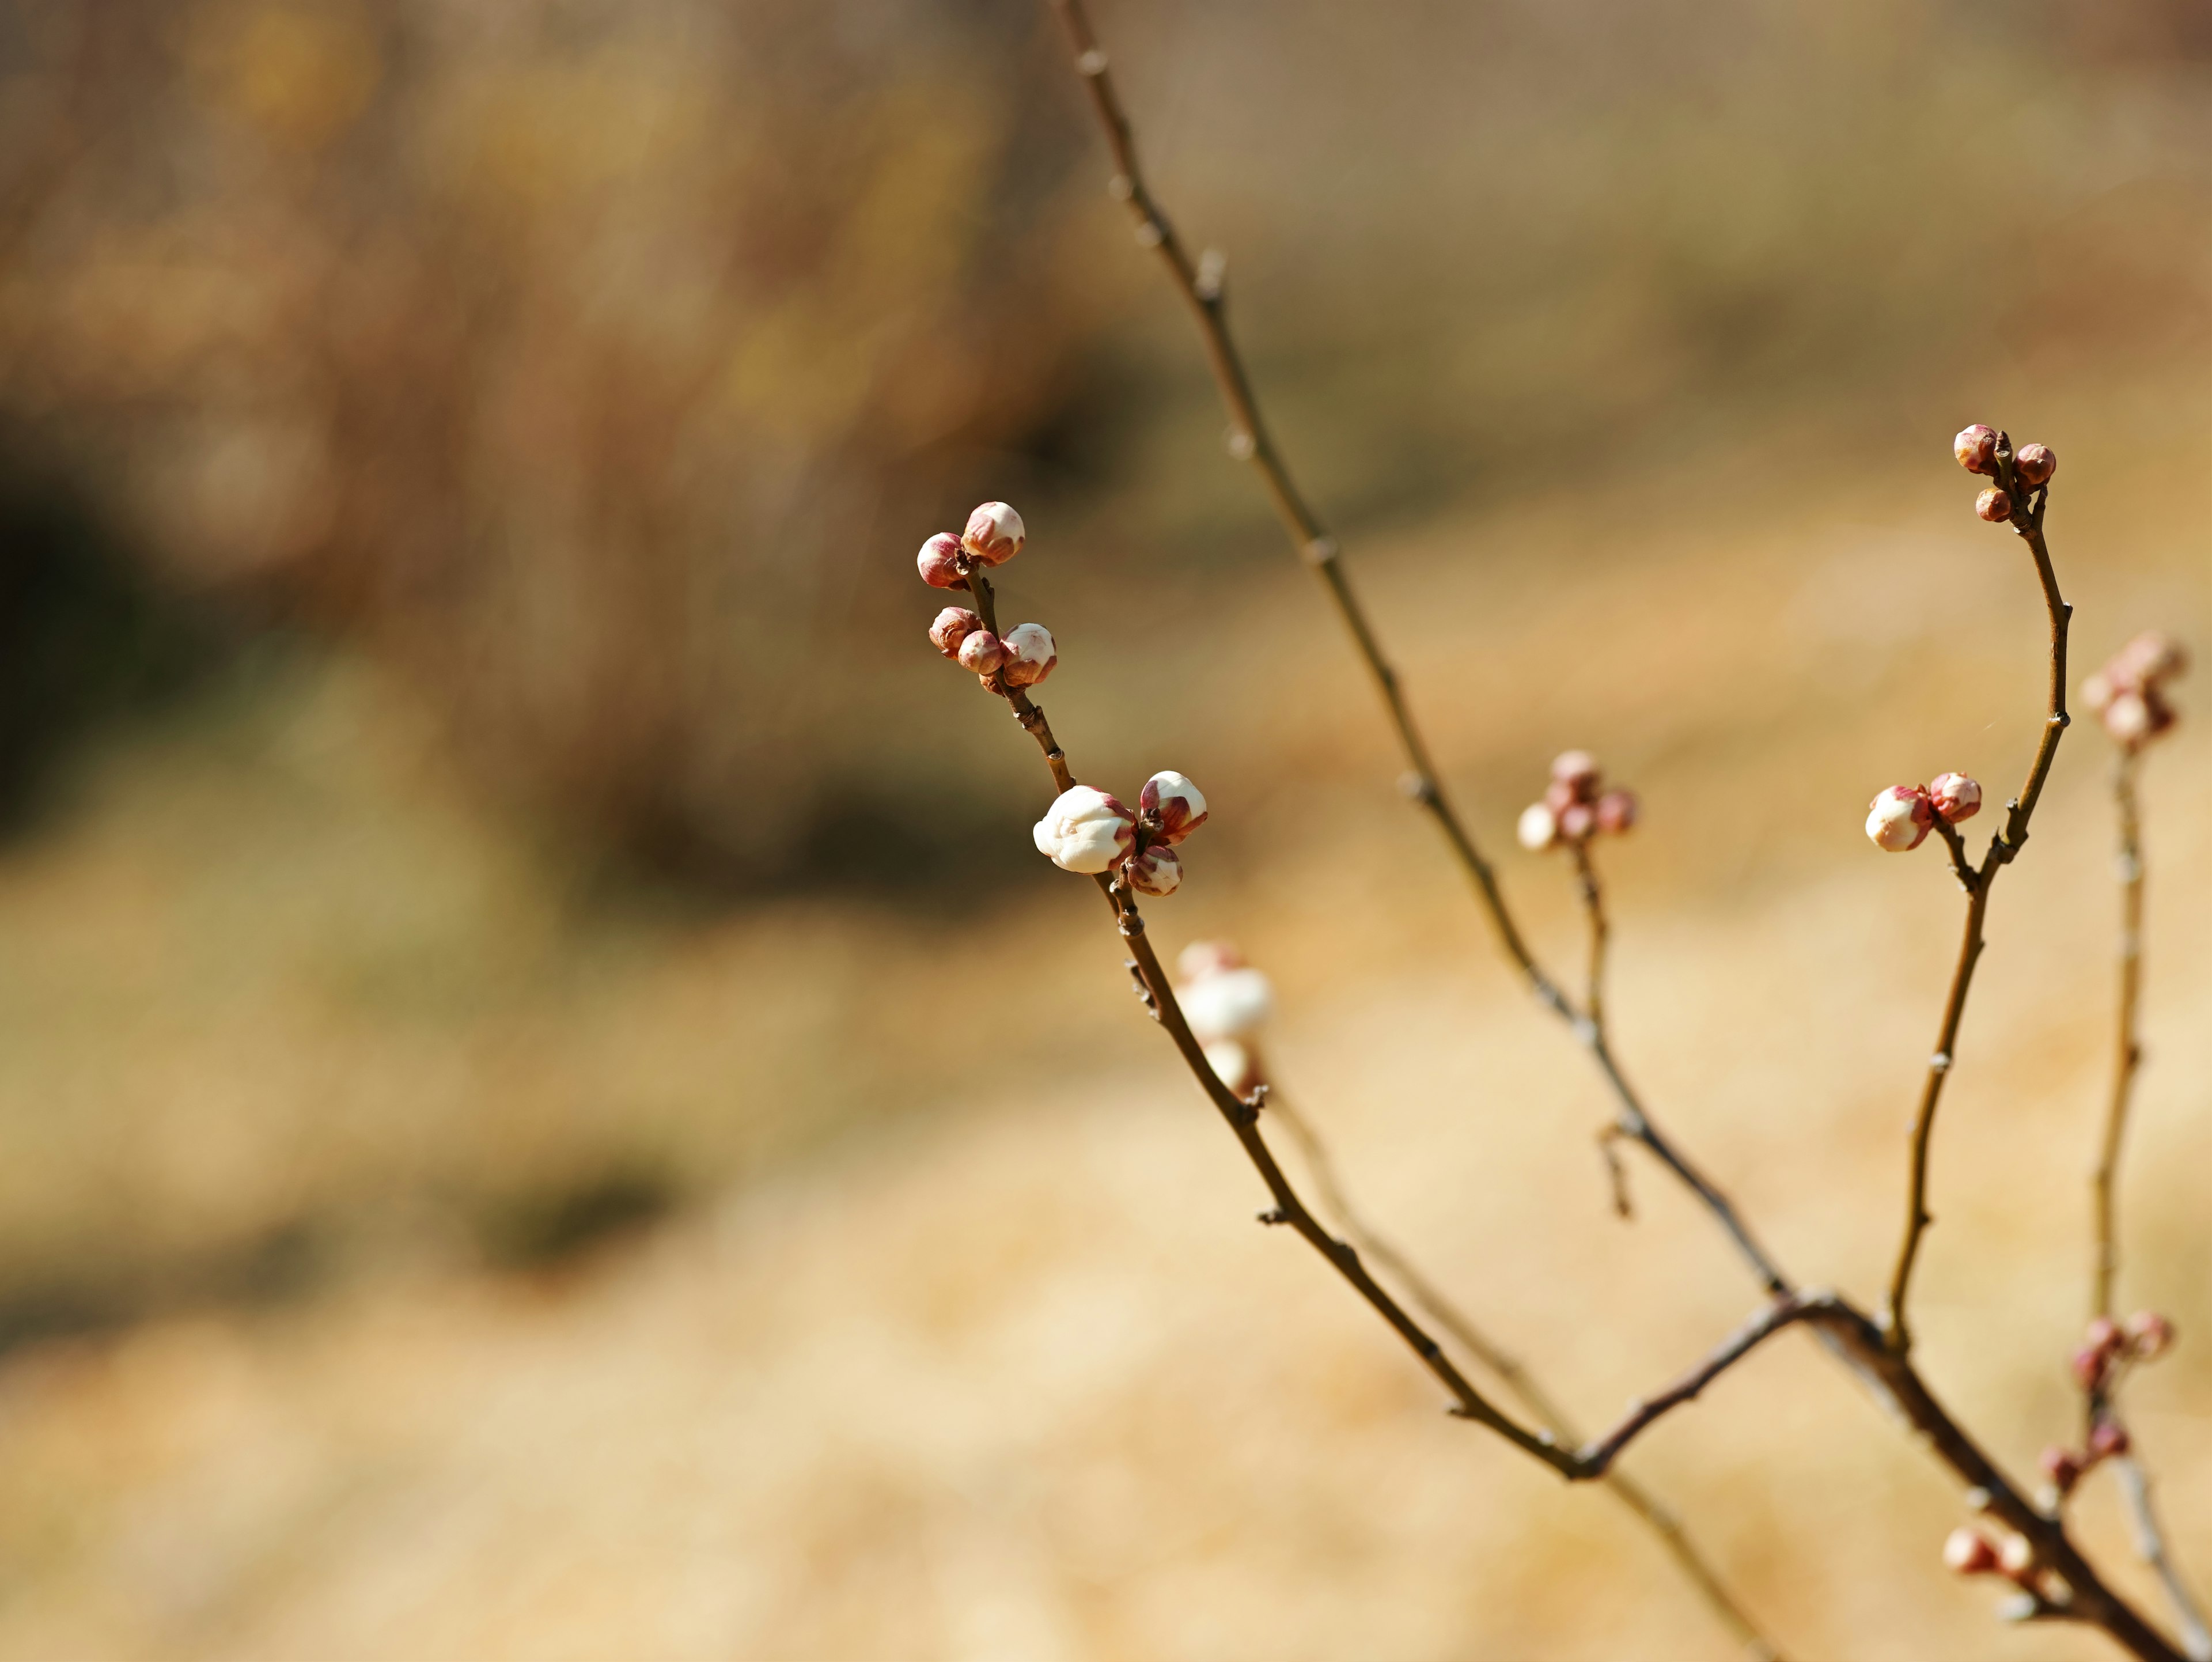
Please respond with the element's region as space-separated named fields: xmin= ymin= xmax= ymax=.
xmin=2094 ymin=752 xmax=2143 ymax=1323
xmin=1569 ymin=840 xmax=1611 ymax=1033
xmin=1267 ymin=1091 xmax=1785 ymax=1660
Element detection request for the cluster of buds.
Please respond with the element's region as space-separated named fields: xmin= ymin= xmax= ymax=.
xmin=2071 ymin=1310 xmax=2175 ymax=1394
xmin=1032 ymin=771 xmax=1209 ymax=897
xmin=1173 ymin=941 xmax=1275 ymax=1097
xmin=2081 ymin=631 xmax=2188 ymax=752
xmin=1953 ymin=424 xmax=2055 ymax=524
xmin=920 ymin=503 xmax=1060 ymax=690
xmin=1517 ymin=751 xmax=1637 ymax=851
xmin=1944 ymin=1523 xmax=2044 ymax=1593
xmin=1864 ymin=772 xmax=1980 ymax=853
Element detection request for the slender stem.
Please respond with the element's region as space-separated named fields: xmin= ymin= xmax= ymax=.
xmin=1569 ymin=840 xmax=1610 ymax=1033
xmin=2116 ymin=1456 xmax=2212 ymax=1662
xmin=1268 ymin=1089 xmax=1786 ymax=1660
xmin=2094 ymin=752 xmax=2142 ymax=1323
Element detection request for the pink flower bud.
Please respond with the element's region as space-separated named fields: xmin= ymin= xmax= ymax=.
xmin=1203 ymin=1039 xmax=1258 ymax=1096
xmin=2080 ymin=670 xmax=2115 ymax=713
xmin=2014 ymin=443 xmax=2055 ymax=487
xmin=1541 ymin=778 xmax=1579 ymax=817
xmin=1139 ymin=771 xmax=1209 ymax=844
xmin=1595 ymin=789 xmax=1638 ymax=835
xmin=1179 ymin=965 xmax=1274 ymax=1042
xmin=2038 ymin=1445 xmax=2082 ymax=1492
xmin=961 ymin=501 xmax=1025 ymax=566
xmin=2125 ymin=1311 xmax=2175 ymax=1359
xmin=1944 ymin=1527 xmax=1999 ymax=1576
xmin=2114 ymin=630 xmax=2188 ymax=688
xmin=2071 ymin=1344 xmax=2109 ymax=1392
xmin=918 ymin=532 xmax=967 ymax=589
xmin=1558 ymin=801 xmax=1596 ymax=842
xmin=1550 ymin=749 xmax=1600 ymax=801
xmin=1997 ymin=1534 xmax=2037 ymax=1578
xmin=1177 ymin=940 xmax=1247 ymax=981
xmin=2088 ymin=1419 xmax=2131 ymax=1462
xmin=1865 ymin=785 xmax=1933 ymax=853
xmin=1953 ymin=425 xmax=1998 ymax=475
xmin=957 ymin=630 xmax=1005 ymax=675
xmin=999 ymin=622 xmax=1057 ymax=688
xmin=2103 ymin=690 xmax=2154 ymax=747
xmin=929 ymin=607 xmax=983 ymax=659
xmin=1128 ymin=842 xmax=1183 ymax=896
xmin=2087 ymin=1315 xmax=2123 ymax=1356
xmin=1517 ymin=803 xmax=1558 ymax=851
xmin=1927 ymin=772 xmax=1980 ymax=824
xmin=1975 ymin=487 xmax=2013 ymax=523
xmin=1032 ymin=786 xmax=1135 ymax=874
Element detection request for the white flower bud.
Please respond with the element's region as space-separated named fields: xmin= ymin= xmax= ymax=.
xmin=2114 ymin=630 xmax=2187 ymax=687
xmin=1202 ymin=1039 xmax=1257 ymax=1096
xmin=918 ymin=532 xmax=967 ymax=589
xmin=1177 ymin=965 xmax=1274 ymax=1042
xmin=1927 ymin=772 xmax=1980 ymax=824
xmin=1177 ymin=940 xmax=1245 ymax=981
xmin=999 ymin=622 xmax=1057 ymax=688
xmin=1128 ymin=843 xmax=1183 ymax=896
xmin=2080 ymin=670 xmax=2115 ymax=713
xmin=1944 ymin=1528 xmax=1998 ymax=1576
xmin=2103 ymin=691 xmax=2153 ymax=747
xmin=1032 ymin=786 xmax=1135 ymax=873
xmin=1139 ymin=771 xmax=1209 ymax=844
xmin=1997 ymin=1534 xmax=2036 ymax=1578
xmin=961 ymin=501 xmax=1026 ymax=566
xmin=1865 ymin=785 xmax=1933 ymax=853
xmin=1517 ymin=802 xmax=1558 ymax=851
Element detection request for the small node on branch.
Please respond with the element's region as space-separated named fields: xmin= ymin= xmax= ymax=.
xmin=1107 ymin=172 xmax=1133 ymax=200
xmin=1256 ymin=1207 xmax=1289 ymax=1227
xmin=1865 ymin=784 xmax=1934 ymax=852
xmin=1195 ymin=248 xmax=1226 ymax=302
xmin=1135 ymin=219 xmax=1164 ymax=249
xmin=1225 ymin=427 xmax=1256 ymax=459
xmin=1077 ymin=47 xmax=1107 ymax=77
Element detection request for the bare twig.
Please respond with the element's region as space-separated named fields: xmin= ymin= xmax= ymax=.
xmin=1569 ymin=839 xmax=1611 ymax=1033
xmin=1884 ymin=448 xmax=2068 ymax=1354
xmin=2094 ymin=752 xmax=2143 ymax=1324
xmin=1268 ymin=1090 xmax=1784 ymax=1660
xmin=2116 ymin=1456 xmax=2212 ymax=1662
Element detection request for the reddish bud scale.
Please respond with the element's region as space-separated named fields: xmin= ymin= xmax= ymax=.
xmin=1594 ymin=789 xmax=1637 ymax=835
xmin=1944 ymin=1528 xmax=1999 ymax=1576
xmin=2088 ymin=1419 xmax=2131 ymax=1462
xmin=2126 ymin=1311 xmax=2176 ymax=1359
xmin=1927 ymin=772 xmax=1980 ymax=824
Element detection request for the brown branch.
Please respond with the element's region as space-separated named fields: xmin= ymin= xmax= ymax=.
xmin=1575 ymin=1296 xmax=1821 ymax=1477
xmin=2094 ymin=752 xmax=2143 ymax=1323
xmin=1569 ymin=839 xmax=1611 ymax=1033
xmin=2115 ymin=1456 xmax=2212 ymax=1662
xmin=1883 ymin=440 xmax=2069 ymax=1354
xmin=1267 ymin=1089 xmax=1786 ymax=1660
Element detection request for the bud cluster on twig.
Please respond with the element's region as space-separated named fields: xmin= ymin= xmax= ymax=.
xmin=1517 ymin=751 xmax=1637 ymax=851
xmin=1863 ymin=772 xmax=1980 ymax=853
xmin=2082 ymin=633 xmax=2189 ymax=752
xmin=1032 ymin=771 xmax=1210 ymax=896
xmin=1955 ymin=425 xmax=2055 ymax=525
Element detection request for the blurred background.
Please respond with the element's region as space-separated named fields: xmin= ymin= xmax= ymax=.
xmin=0 ymin=0 xmax=2206 ymax=1654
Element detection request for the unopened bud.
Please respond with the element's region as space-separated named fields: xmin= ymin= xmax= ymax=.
xmin=2088 ymin=1419 xmax=2131 ymax=1462
xmin=2087 ymin=1315 xmax=2123 ymax=1355
xmin=1997 ymin=1534 xmax=2037 ymax=1578
xmin=2114 ymin=630 xmax=2188 ymax=688
xmin=1595 ymin=789 xmax=1638 ymax=835
xmin=2039 ymin=1445 xmax=2082 ymax=1492
xmin=2014 ymin=443 xmax=2056 ymax=487
xmin=929 ymin=607 xmax=983 ymax=659
xmin=1517 ymin=802 xmax=1559 ymax=851
xmin=1177 ymin=940 xmax=1247 ymax=981
xmin=1550 ymin=749 xmax=1600 ymax=801
xmin=918 ymin=532 xmax=967 ymax=589
xmin=1865 ymin=785 xmax=1933 ymax=853
xmin=1203 ymin=1039 xmax=1257 ymax=1096
xmin=1542 ymin=778 xmax=1580 ymax=816
xmin=2124 ymin=1311 xmax=2175 ymax=1359
xmin=1975 ymin=487 xmax=2013 ymax=523
xmin=961 ymin=501 xmax=1026 ymax=566
xmin=957 ymin=630 xmax=1005 ymax=675
xmin=1179 ymin=964 xmax=1274 ymax=1042
xmin=1128 ymin=842 xmax=1184 ymax=896
xmin=1032 ymin=785 xmax=1135 ymax=874
xmin=1558 ymin=801 xmax=1596 ymax=842
xmin=1139 ymin=771 xmax=1209 ymax=844
xmin=1945 ymin=1527 xmax=2000 ymax=1576
xmin=2103 ymin=690 xmax=2154 ymax=747
xmin=999 ymin=622 xmax=1058 ymax=687
xmin=1928 ymin=772 xmax=1981 ymax=823
xmin=1953 ymin=425 xmax=1998 ymax=475
xmin=2071 ymin=1344 xmax=2109 ymax=1392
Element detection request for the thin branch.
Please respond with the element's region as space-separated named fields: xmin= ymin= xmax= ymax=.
xmin=1574 ymin=1296 xmax=1820 ymax=1476
xmin=2116 ymin=1456 xmax=2212 ymax=1662
xmin=2094 ymin=752 xmax=2143 ymax=1323
xmin=1268 ymin=1089 xmax=1786 ymax=1660
xmin=1883 ymin=444 xmax=2070 ymax=1354
xmin=1569 ymin=839 xmax=1611 ymax=1034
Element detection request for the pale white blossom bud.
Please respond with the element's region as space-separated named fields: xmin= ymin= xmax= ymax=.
xmin=1203 ymin=1040 xmax=1257 ymax=1096
xmin=1139 ymin=771 xmax=1209 ymax=844
xmin=2103 ymin=690 xmax=2153 ymax=747
xmin=929 ymin=607 xmax=982 ymax=659
xmin=957 ymin=630 xmax=1005 ymax=675
xmin=1178 ymin=965 xmax=1274 ymax=1042
xmin=1128 ymin=842 xmax=1183 ymax=896
xmin=961 ymin=501 xmax=1026 ymax=566
xmin=999 ymin=622 xmax=1057 ymax=688
xmin=1550 ymin=749 xmax=1600 ymax=801
xmin=1927 ymin=772 xmax=1980 ymax=823
xmin=1032 ymin=786 xmax=1135 ymax=873
xmin=2080 ymin=670 xmax=2115 ymax=713
xmin=1558 ymin=801 xmax=1596 ymax=842
xmin=918 ymin=532 xmax=967 ymax=589
xmin=1997 ymin=1534 xmax=2036 ymax=1578
xmin=1517 ymin=802 xmax=1559 ymax=851
xmin=1866 ymin=785 xmax=1933 ymax=853
xmin=2114 ymin=630 xmax=2188 ymax=688
xmin=1953 ymin=425 xmax=1998 ymax=476
xmin=1177 ymin=940 xmax=1246 ymax=981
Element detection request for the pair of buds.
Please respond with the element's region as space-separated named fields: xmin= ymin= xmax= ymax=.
xmin=1517 ymin=750 xmax=1637 ymax=851
xmin=2072 ymin=1310 xmax=2175 ymax=1394
xmin=930 ymin=609 xmax=1057 ymax=687
xmin=1865 ymin=773 xmax=1980 ymax=853
xmin=1033 ymin=772 xmax=1209 ymax=896
xmin=2039 ymin=1420 xmax=2135 ymax=1500
xmin=2081 ymin=630 xmax=2188 ymax=752
xmin=1954 ymin=425 xmax=2055 ymax=523
xmin=918 ymin=502 xmax=1025 ymax=587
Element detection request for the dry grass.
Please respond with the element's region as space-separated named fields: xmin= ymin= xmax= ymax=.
xmin=0 ymin=368 xmax=2203 ymax=1656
